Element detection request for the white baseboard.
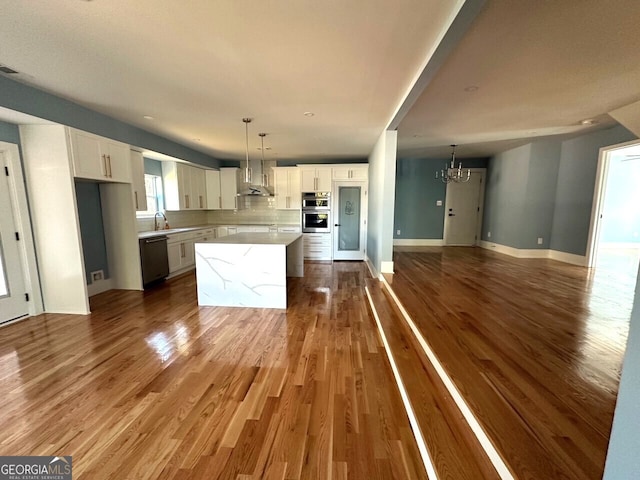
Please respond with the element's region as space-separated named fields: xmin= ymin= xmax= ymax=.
xmin=87 ymin=277 xmax=114 ymax=297
xmin=479 ymin=241 xmax=587 ymax=266
xmin=393 ymin=239 xmax=444 ymax=246
xmin=381 ymin=261 xmax=394 ymax=274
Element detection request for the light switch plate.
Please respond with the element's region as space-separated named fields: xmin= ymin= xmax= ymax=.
xmin=436 ymin=200 xmax=443 ymax=206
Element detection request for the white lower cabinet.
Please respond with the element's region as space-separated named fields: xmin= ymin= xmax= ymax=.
xmin=303 ymin=233 xmax=332 ymax=260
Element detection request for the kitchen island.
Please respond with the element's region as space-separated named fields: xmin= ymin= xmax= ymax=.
xmin=194 ymin=233 xmax=303 ymax=309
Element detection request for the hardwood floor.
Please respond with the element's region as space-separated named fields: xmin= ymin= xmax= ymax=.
xmin=385 ymin=246 xmax=637 ymax=480
xmin=0 ymin=263 xmax=426 ymax=479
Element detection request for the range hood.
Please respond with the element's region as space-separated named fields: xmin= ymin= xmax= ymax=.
xmin=239 ymin=183 xmax=274 ymax=197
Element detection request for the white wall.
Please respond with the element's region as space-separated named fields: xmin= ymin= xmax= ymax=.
xmin=603 ymin=260 xmax=640 ymax=478
xmin=366 ymin=130 xmax=397 ymax=276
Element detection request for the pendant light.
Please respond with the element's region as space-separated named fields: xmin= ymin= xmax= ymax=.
xmin=242 ymin=118 xmax=252 ymax=183
xmin=259 ymin=132 xmax=268 ymax=187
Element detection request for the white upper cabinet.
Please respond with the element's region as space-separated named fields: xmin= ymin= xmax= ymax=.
xmin=273 ymin=167 xmax=301 ymax=210
xmin=220 ymin=167 xmax=240 ymax=210
xmin=332 ymin=164 xmax=368 ymax=181
xmin=300 ymin=166 xmax=332 ymax=192
xmin=205 ymin=170 xmax=222 ymax=210
xmin=68 ymin=128 xmax=131 ymax=183
xmin=162 ymin=162 xmax=208 ymax=211
xmin=191 ymin=166 xmax=207 ymax=209
xmin=130 ymin=150 xmax=148 ymax=212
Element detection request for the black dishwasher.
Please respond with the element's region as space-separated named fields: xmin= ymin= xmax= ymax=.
xmin=139 ymin=236 xmax=169 ymax=287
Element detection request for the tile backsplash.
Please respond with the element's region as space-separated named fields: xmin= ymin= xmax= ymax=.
xmin=136 ymin=197 xmax=300 ymax=232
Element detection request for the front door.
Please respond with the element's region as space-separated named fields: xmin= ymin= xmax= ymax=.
xmin=443 ymin=169 xmax=485 ymax=246
xmin=333 ymin=182 xmax=367 ymax=260
xmin=0 ymin=151 xmax=28 ymax=324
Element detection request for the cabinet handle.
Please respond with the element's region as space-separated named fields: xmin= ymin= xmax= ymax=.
xmin=181 ymin=243 xmax=185 ymax=258
xmin=102 ymin=154 xmax=107 ymax=177
xmin=107 ymin=155 xmax=113 ymax=178
xmin=134 ymin=191 xmax=139 ymax=209
xmin=218 ymin=196 xmax=221 ymax=209
xmin=184 ymin=195 xmax=189 ymax=208
xmin=199 ymin=195 xmax=203 ymax=208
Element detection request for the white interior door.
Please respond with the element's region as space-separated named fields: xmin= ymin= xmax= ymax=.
xmin=443 ymin=169 xmax=485 ymax=246
xmin=0 ymin=151 xmax=28 ymax=323
xmin=333 ymin=182 xmax=367 ymax=260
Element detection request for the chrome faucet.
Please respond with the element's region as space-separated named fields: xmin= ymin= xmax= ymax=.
xmin=154 ymin=211 xmax=168 ymax=231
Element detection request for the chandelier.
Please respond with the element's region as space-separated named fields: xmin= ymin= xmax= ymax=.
xmin=436 ymin=144 xmax=470 ymax=183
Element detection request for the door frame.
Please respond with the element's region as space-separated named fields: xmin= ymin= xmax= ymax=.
xmin=0 ymin=141 xmax=43 ymax=320
xmin=443 ymin=168 xmax=486 ymax=246
xmin=586 ymin=139 xmax=640 ymax=267
xmin=332 ymin=181 xmax=368 ymax=260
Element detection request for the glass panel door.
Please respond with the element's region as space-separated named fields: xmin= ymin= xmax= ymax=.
xmin=332 ymin=181 xmax=366 ymax=261
xmin=337 ymin=186 xmax=360 ymax=251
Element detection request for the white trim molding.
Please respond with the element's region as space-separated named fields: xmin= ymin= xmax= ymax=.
xmin=394 ymin=239 xmax=444 ymax=246
xmin=380 ymin=261 xmax=394 ymax=274
xmin=365 ymin=255 xmax=379 ymax=279
xmin=479 ymin=241 xmax=587 ymax=266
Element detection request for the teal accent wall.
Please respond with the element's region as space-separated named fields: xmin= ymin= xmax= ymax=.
xmin=276 ymin=158 xmax=368 ymax=167
xmin=0 ymin=119 xmax=20 ymax=144
xmin=394 ymin=157 xmax=488 ymax=239
xmin=144 ymin=158 xmax=163 ymax=176
xmin=550 ymin=126 xmax=636 ymax=255
xmin=74 ymin=181 xmax=109 ymax=284
xmin=0 ymin=75 xmax=221 ymax=168
xmin=482 ymin=125 xmax=636 ymax=255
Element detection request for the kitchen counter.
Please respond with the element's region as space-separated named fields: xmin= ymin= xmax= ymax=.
xmin=194 ymin=233 xmax=304 ymax=309
xmin=137 ymin=224 xmax=300 ymax=239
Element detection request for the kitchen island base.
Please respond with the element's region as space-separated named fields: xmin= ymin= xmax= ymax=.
xmin=195 ymin=233 xmax=303 ymax=309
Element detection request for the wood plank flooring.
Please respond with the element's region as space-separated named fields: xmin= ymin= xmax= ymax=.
xmin=385 ymin=247 xmax=637 ymax=480
xmin=0 ymin=262 xmax=426 ymax=480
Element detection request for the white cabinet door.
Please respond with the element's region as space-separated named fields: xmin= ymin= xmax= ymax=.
xmin=332 ymin=165 xmax=368 ymax=181
xmin=316 ymin=168 xmax=332 ymax=191
xmin=104 ymin=139 xmax=132 ymax=183
xmin=205 ymin=170 xmax=222 ymax=210
xmin=69 ymin=129 xmax=106 ymax=181
xmin=191 ymin=167 xmax=207 ymax=209
xmin=300 ymin=167 xmax=331 ymax=192
xmin=163 ymin=162 xmax=199 ymax=210
xmin=274 ymin=167 xmax=301 ymax=209
xmin=68 ymin=129 xmax=131 ymax=183
xmin=167 ymin=241 xmax=182 ymax=273
xmin=220 ymin=168 xmax=239 ymax=210
xmin=131 ymin=150 xmax=147 ymax=212
xmin=183 ymin=239 xmax=195 ymax=267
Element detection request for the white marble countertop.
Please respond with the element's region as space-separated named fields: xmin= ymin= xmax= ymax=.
xmin=138 ymin=223 xmax=300 ymax=240
xmin=196 ymin=232 xmax=302 ymax=246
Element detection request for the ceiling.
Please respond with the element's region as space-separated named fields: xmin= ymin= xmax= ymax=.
xmin=397 ymin=0 xmax=640 ymax=158
xmin=0 ymin=0 xmax=462 ymax=162
xmin=1 ymin=1 xmax=639 ymax=164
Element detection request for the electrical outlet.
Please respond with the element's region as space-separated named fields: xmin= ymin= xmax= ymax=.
xmin=537 ymin=237 xmax=543 ymax=245
xmin=487 ymin=231 xmax=491 ymax=238
xmin=91 ymin=270 xmax=104 ymax=282
xmin=436 ymin=200 xmax=443 ymax=206
xmin=396 ymin=229 xmax=401 ymax=235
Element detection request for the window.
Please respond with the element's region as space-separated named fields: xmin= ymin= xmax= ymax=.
xmin=137 ymin=174 xmax=164 ymax=216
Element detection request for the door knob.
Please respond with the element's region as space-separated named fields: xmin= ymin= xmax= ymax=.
xmin=334 ymin=224 xmax=341 ymax=227
xmin=448 ymin=213 xmax=455 ymax=216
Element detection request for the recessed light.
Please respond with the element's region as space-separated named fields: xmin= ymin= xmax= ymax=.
xmin=303 ymin=112 xmax=315 ymax=117
xmin=192 ymin=138 xmax=200 ymax=142
xmin=143 ymin=115 xmax=154 ymax=120
xmin=580 ymin=119 xmax=597 ymax=125
xmin=412 ymin=134 xmax=424 ymax=138
xmin=464 ymin=85 xmax=479 ymax=92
